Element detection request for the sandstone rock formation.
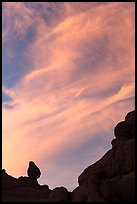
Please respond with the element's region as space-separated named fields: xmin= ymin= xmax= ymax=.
xmin=2 ymin=110 xmax=135 ymax=202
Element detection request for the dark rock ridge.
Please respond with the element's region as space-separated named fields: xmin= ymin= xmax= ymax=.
xmin=2 ymin=110 xmax=135 ymax=202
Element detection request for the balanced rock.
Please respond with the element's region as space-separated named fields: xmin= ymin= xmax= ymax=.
xmin=27 ymin=161 xmax=41 ymax=180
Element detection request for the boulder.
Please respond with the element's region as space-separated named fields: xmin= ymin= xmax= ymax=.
xmin=27 ymin=161 xmax=41 ymax=180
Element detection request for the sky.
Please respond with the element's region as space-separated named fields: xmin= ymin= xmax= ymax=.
xmin=2 ymin=2 xmax=135 ymax=191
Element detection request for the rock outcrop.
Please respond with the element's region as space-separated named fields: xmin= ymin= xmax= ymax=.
xmin=2 ymin=170 xmax=51 ymax=202
xmin=2 ymin=110 xmax=135 ymax=202
xmin=72 ymin=110 xmax=135 ymax=202
xmin=47 ymin=187 xmax=71 ymax=202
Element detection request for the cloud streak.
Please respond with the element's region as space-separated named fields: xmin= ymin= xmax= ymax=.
xmin=2 ymin=2 xmax=135 ymax=190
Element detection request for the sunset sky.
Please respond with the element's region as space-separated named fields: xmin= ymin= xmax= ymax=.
xmin=2 ymin=2 xmax=135 ymax=191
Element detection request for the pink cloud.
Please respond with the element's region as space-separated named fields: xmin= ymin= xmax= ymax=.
xmin=2 ymin=2 xmax=135 ymax=190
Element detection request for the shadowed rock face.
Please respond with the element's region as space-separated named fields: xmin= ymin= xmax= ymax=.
xmin=2 ymin=170 xmax=51 ymax=202
xmin=2 ymin=110 xmax=135 ymax=202
xmin=72 ymin=110 xmax=135 ymax=202
xmin=47 ymin=187 xmax=71 ymax=202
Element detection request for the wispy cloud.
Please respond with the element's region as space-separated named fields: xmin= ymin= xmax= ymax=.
xmin=2 ymin=2 xmax=135 ymax=190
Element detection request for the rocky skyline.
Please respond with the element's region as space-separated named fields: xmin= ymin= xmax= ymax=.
xmin=2 ymin=110 xmax=135 ymax=202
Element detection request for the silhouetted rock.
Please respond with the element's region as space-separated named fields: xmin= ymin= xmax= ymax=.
xmin=114 ymin=110 xmax=135 ymax=139
xmin=114 ymin=121 xmax=130 ymax=138
xmin=72 ymin=110 xmax=135 ymax=202
xmin=2 ymin=173 xmax=51 ymax=202
xmin=2 ymin=110 xmax=135 ymax=202
xmin=125 ymin=110 xmax=135 ymax=125
xmin=27 ymin=161 xmax=41 ymax=180
xmin=2 ymin=169 xmax=6 ymax=174
xmin=47 ymin=187 xmax=71 ymax=202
